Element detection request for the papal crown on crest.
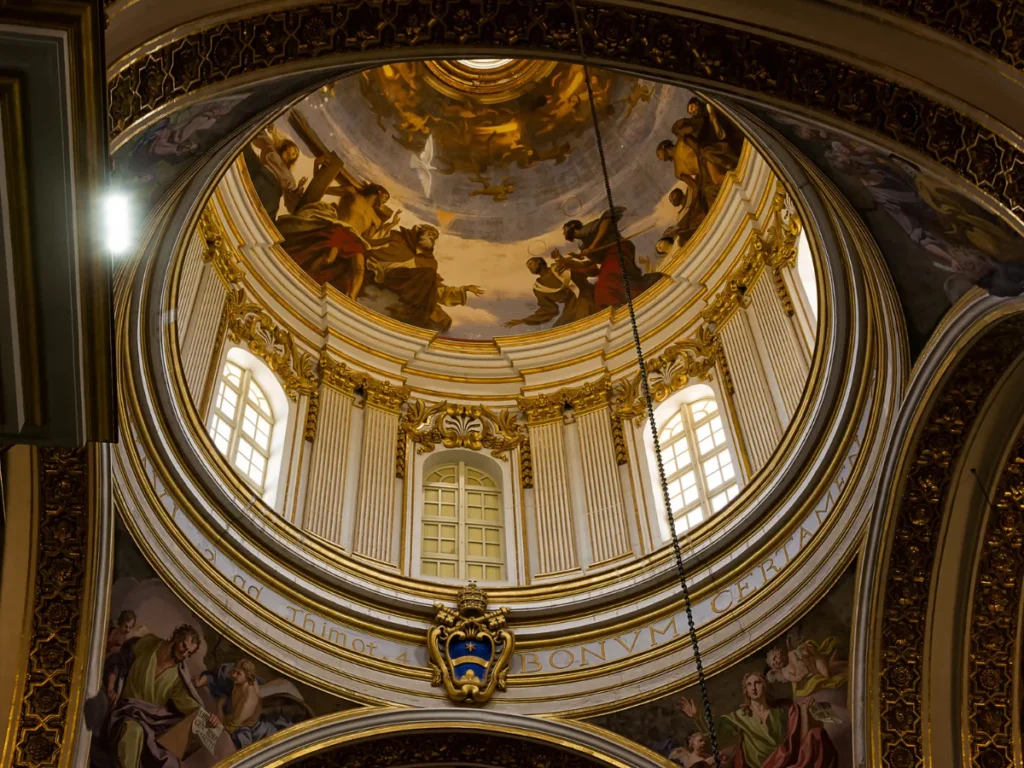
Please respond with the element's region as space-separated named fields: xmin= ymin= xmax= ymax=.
xmin=456 ymin=581 xmax=488 ymax=617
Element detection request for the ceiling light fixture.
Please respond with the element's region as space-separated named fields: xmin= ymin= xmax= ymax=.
xmin=456 ymin=58 xmax=514 ymax=71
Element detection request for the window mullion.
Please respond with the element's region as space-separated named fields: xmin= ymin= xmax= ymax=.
xmin=458 ymin=462 xmax=467 ymax=579
xmin=227 ymin=370 xmax=249 ymax=465
xmin=687 ymin=411 xmax=712 ymax=511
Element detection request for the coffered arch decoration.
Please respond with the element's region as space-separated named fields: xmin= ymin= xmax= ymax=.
xmin=857 ymin=298 xmax=1024 ymax=768
xmin=106 ymin=0 xmax=1024 ymax=227
xmin=218 ymin=708 xmax=673 ymax=768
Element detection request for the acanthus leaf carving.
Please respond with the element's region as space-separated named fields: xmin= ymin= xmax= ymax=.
xmin=403 ymin=401 xmax=526 ymax=460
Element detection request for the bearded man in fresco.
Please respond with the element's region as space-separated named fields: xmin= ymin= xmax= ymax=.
xmin=503 ymin=255 xmax=596 ymax=329
xmin=102 ymin=623 xmax=216 ymax=768
xmin=366 ymin=224 xmax=484 ymax=332
xmin=555 ymin=208 xmax=664 ymax=312
xmin=678 ymin=672 xmax=837 ymax=768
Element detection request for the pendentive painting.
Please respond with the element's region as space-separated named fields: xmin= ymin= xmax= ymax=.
xmin=750 ymin=106 xmax=1024 ymax=355
xmin=85 ymin=523 xmax=355 ymax=768
xmin=241 ymin=59 xmax=746 ymax=339
xmin=589 ymin=566 xmax=856 ymax=768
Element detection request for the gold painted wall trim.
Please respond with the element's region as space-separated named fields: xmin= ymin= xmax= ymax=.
xmin=966 ymin=422 xmax=1024 ymax=767
xmin=874 ymin=314 xmax=1024 ymax=768
xmin=2 ymin=447 xmax=93 ymax=768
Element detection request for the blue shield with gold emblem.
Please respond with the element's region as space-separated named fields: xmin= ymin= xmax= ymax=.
xmin=427 ymin=584 xmax=514 ymax=704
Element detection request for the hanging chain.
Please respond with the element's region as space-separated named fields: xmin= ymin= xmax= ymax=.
xmin=567 ymin=2 xmax=722 ymax=763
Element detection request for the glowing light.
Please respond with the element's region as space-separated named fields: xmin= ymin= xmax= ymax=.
xmin=103 ymin=192 xmax=133 ymax=257
xmin=457 ymin=58 xmax=514 ymax=71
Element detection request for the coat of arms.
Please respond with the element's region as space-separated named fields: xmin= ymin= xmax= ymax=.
xmin=427 ymin=583 xmax=514 ymax=704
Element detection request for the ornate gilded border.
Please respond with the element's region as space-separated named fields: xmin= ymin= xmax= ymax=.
xmin=107 ymin=0 xmax=1024 ymax=220
xmin=286 ymin=731 xmax=612 ymax=767
xmin=850 ymin=0 xmax=1024 ymax=70
xmin=10 ymin=448 xmax=90 ymax=768
xmin=877 ymin=314 xmax=1024 ymax=767
xmin=966 ymin=421 xmax=1024 ymax=767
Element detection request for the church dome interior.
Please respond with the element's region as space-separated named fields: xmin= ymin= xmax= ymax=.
xmin=3 ymin=5 xmax=1024 ymax=768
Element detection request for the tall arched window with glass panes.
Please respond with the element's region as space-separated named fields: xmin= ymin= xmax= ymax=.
xmin=208 ymin=360 xmax=276 ymax=492
xmin=420 ymin=462 xmax=505 ymax=582
xmin=657 ymin=386 xmax=740 ymax=530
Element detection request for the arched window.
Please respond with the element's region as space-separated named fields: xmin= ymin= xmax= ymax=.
xmin=655 ymin=386 xmax=739 ymax=530
xmin=209 ymin=359 xmax=276 ymax=492
xmin=421 ymin=462 xmax=504 ymax=581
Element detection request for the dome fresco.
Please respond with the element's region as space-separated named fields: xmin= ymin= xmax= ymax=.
xmin=241 ymin=59 xmax=745 ymax=339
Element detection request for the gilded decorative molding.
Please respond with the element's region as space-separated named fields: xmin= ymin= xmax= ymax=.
xmin=877 ymin=314 xmax=1024 ymax=768
xmin=518 ymin=374 xmax=612 ymax=424
xmin=613 ymin=326 xmax=724 ymax=425
xmin=402 ymin=400 xmax=526 ymax=460
xmin=519 ymin=434 xmax=534 ymax=489
xmin=318 ymin=351 xmax=367 ymax=395
xmin=362 ymin=379 xmax=410 ymax=414
xmin=303 ymin=390 xmax=319 ymax=443
xmin=426 ymin=584 xmax=514 ymax=704
xmin=966 ymin=424 xmax=1024 ymax=768
xmin=611 ymin=413 xmax=628 ymax=466
xmin=701 ymin=190 xmax=801 ymax=331
xmin=288 ymin=731 xmax=609 ymax=768
xmin=198 ymin=207 xmax=244 ymax=287
xmin=852 ymin=0 xmax=1024 ymax=70
xmin=12 ymin=448 xmax=89 ymax=768
xmin=395 ymin=418 xmax=408 ymax=479
xmin=224 ymin=286 xmax=318 ymax=400
xmin=106 ymin=2 xmax=1024 ymax=220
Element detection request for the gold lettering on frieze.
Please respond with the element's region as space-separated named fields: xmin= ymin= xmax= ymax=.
xmin=649 ymin=616 xmax=680 ymax=645
xmin=548 ymin=649 xmax=576 ymax=670
xmin=519 ymin=652 xmax=542 ymax=673
xmin=614 ymin=630 xmax=642 ymax=654
xmin=579 ymin=641 xmax=607 ymax=666
xmin=736 ymin=577 xmax=755 ymax=602
xmin=711 ymin=590 xmax=734 ymax=614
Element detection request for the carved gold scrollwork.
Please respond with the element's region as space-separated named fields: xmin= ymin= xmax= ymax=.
xmin=612 ymin=326 xmax=723 ymax=425
xmin=224 ymin=286 xmax=318 ymax=401
xmin=363 ymin=379 xmax=411 ymax=414
xmin=402 ymin=400 xmax=526 ymax=460
xmin=319 ymin=351 xmax=367 ymax=395
xmin=700 ymin=189 xmax=801 ymax=331
xmin=517 ymin=375 xmax=613 ymax=425
xmin=198 ymin=208 xmax=244 ymax=287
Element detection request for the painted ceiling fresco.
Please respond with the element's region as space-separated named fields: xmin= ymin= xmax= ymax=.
xmin=241 ymin=59 xmax=745 ymax=340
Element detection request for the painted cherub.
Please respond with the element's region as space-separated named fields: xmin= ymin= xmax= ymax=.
xmin=105 ymin=609 xmax=148 ymax=656
xmin=766 ymin=636 xmax=848 ymax=687
xmin=469 ymin=174 xmax=516 ymax=202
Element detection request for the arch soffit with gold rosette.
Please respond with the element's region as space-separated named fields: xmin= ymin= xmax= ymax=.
xmin=855 ymin=293 xmax=1024 ymax=768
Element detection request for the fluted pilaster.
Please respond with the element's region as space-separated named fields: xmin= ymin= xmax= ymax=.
xmin=353 ymin=381 xmax=409 ymax=565
xmin=720 ymin=313 xmax=783 ymax=472
xmin=749 ymin=277 xmax=808 ymax=418
xmin=181 ymin=265 xmax=226 ymax=399
xmin=569 ymin=390 xmax=631 ymax=566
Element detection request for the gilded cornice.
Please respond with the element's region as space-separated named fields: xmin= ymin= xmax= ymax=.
xmin=517 ymin=374 xmax=612 ymax=424
xmin=319 ymin=350 xmax=367 ymax=395
xmin=198 ymin=207 xmax=244 ymax=287
xmin=966 ymin=424 xmax=1024 ymax=767
xmin=363 ymin=379 xmax=411 ymax=414
xmin=402 ymin=400 xmax=526 ymax=460
xmin=875 ymin=314 xmax=1024 ymax=768
xmin=105 ymin=1 xmax=1024 ymax=223
xmin=224 ymin=286 xmax=318 ymax=401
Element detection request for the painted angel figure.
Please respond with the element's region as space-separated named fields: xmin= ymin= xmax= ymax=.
xmin=251 ymin=126 xmax=308 ymax=213
xmin=192 ymin=659 xmax=312 ymax=750
xmin=410 ymin=134 xmax=437 ymax=196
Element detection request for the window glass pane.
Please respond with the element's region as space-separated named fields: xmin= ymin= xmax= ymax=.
xmin=439 ymin=562 xmax=457 ymax=578
xmin=467 ymin=563 xmax=483 ymax=579
xmin=485 ymin=565 xmax=502 ymax=580
xmin=224 ymin=362 xmax=243 ymax=387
